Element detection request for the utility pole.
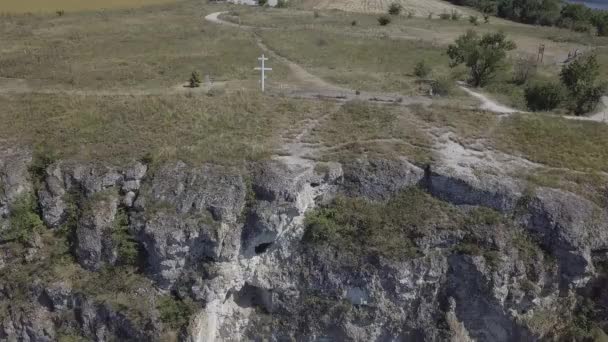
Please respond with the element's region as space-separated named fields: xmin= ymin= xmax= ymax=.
xmin=254 ymin=54 xmax=272 ymax=92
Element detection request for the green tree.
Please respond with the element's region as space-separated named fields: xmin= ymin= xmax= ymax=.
xmin=189 ymin=71 xmax=201 ymax=88
xmin=447 ymin=30 xmax=516 ymax=87
xmin=524 ymin=82 xmax=563 ymax=111
xmin=2 ymin=195 xmax=44 ymax=243
xmin=111 ymin=209 xmax=139 ymax=266
xmin=592 ymin=11 xmax=608 ymax=36
xmin=157 ymin=295 xmax=196 ymax=330
xmin=388 ymin=2 xmax=402 ymax=15
xmin=414 ymin=60 xmax=431 ymax=78
xmin=378 ymin=15 xmax=391 ymax=26
xmin=560 ymin=55 xmax=607 ymax=115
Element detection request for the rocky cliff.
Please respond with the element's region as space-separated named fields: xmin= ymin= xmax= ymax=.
xmin=1 ymin=147 xmax=607 ymax=341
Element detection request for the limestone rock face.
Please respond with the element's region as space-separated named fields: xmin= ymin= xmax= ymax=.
xmin=0 ymin=147 xmax=32 ymax=232
xmin=132 ymin=162 xmax=246 ymax=289
xmin=38 ymin=161 xmax=147 ymax=228
xmin=524 ymin=187 xmax=608 ymax=286
xmin=341 ymin=158 xmax=424 ymax=200
xmin=75 ymin=193 xmax=120 ymax=271
xmin=426 ymin=164 xmax=524 ymax=212
xmin=0 ymin=306 xmax=55 ymax=342
xmin=2 ymin=154 xmax=608 ymax=342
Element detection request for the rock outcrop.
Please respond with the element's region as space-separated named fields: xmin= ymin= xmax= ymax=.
xmin=0 ymin=147 xmax=32 ymax=232
xmin=1 ymin=153 xmax=607 ymax=342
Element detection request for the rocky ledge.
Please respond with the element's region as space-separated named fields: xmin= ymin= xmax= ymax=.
xmin=1 ymin=148 xmax=607 ymax=341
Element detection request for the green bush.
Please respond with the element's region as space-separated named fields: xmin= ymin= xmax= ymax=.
xmin=157 ymin=295 xmax=196 ymax=331
xmin=447 ymin=30 xmax=516 ymax=87
xmin=464 ymin=207 xmax=503 ymax=226
xmin=414 ymin=60 xmax=431 ymax=78
xmin=560 ymin=54 xmax=607 ymax=115
xmin=303 ymin=187 xmax=461 ymax=260
xmin=258 ymin=0 xmax=267 ymax=6
xmin=431 ymin=76 xmax=454 ymax=96
xmin=2 ymin=195 xmax=44 ymax=243
xmin=469 ymin=15 xmax=479 ymax=25
xmin=111 ymin=209 xmax=139 ymax=266
xmin=439 ymin=12 xmax=451 ymax=20
xmin=189 ymin=71 xmax=201 ymax=88
xmin=388 ymin=2 xmax=402 ymax=15
xmin=451 ymin=10 xmax=462 ymax=21
xmin=512 ymin=56 xmax=537 ymax=85
xmin=378 ymin=15 xmax=391 ymax=26
xmin=525 ymin=82 xmax=563 ymax=111
xmin=276 ymin=0 xmax=288 ymax=8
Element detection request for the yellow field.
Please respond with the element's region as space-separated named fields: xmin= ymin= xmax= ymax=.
xmin=0 ymin=0 xmax=180 ymax=13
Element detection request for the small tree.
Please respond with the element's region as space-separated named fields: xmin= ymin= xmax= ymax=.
xmin=450 ymin=10 xmax=461 ymax=21
xmin=431 ymin=76 xmax=453 ymax=96
xmin=512 ymin=55 xmax=537 ymax=85
xmin=469 ymin=15 xmax=479 ymax=26
xmin=258 ymin=0 xmax=268 ymax=6
xmin=414 ymin=60 xmax=431 ymax=78
xmin=525 ymin=82 xmax=563 ymax=111
xmin=439 ymin=12 xmax=451 ymax=20
xmin=189 ymin=71 xmax=201 ymax=88
xmin=388 ymin=3 xmax=402 ymax=15
xmin=483 ymin=14 xmax=490 ymax=24
xmin=447 ymin=30 xmax=516 ymax=87
xmin=276 ymin=0 xmax=288 ymax=8
xmin=560 ymin=54 xmax=607 ymax=115
xmin=378 ymin=15 xmax=391 ymax=26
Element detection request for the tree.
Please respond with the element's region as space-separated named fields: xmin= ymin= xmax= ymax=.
xmin=592 ymin=11 xmax=608 ymax=36
xmin=388 ymin=3 xmax=402 ymax=15
xmin=447 ymin=30 xmax=516 ymax=87
xmin=189 ymin=71 xmax=201 ymax=88
xmin=414 ymin=60 xmax=431 ymax=78
xmin=525 ymin=82 xmax=563 ymax=111
xmin=378 ymin=15 xmax=391 ymax=26
xmin=512 ymin=55 xmax=537 ymax=85
xmin=560 ymin=55 xmax=607 ymax=115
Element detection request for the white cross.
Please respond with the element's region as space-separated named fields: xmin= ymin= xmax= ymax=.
xmin=254 ymin=54 xmax=272 ymax=92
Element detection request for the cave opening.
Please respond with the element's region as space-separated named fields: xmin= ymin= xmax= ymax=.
xmin=255 ymin=242 xmax=273 ymax=254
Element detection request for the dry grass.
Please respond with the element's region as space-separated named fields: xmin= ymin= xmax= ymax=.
xmin=414 ymin=104 xmax=498 ymax=141
xmin=260 ymin=28 xmax=449 ymax=93
xmin=0 ymin=0 xmax=181 ymax=13
xmin=0 ymin=1 xmax=290 ymax=91
xmin=311 ymin=101 xmax=433 ymax=163
xmin=0 ymin=92 xmax=330 ymax=165
xmin=294 ymin=0 xmax=474 ymax=17
xmin=494 ymin=114 xmax=608 ymax=173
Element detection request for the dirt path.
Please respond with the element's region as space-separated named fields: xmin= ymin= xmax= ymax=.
xmin=458 ymin=85 xmax=520 ymax=115
xmin=460 ymin=85 xmax=608 ymax=124
xmin=205 ymin=11 xmax=431 ymax=106
xmin=567 ymin=96 xmax=608 ymax=123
